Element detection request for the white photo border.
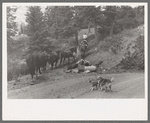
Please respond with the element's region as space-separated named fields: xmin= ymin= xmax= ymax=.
xmin=2 ymin=2 xmax=148 ymax=121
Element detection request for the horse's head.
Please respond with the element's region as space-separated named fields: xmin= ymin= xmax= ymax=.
xmin=55 ymin=50 xmax=62 ymax=59
xmin=56 ymin=50 xmax=61 ymax=55
xmin=70 ymin=47 xmax=77 ymax=53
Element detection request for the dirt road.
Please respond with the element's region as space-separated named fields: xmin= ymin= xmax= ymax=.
xmin=7 ymin=68 xmax=144 ymax=99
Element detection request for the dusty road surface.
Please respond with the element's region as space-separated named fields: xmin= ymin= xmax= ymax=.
xmin=7 ymin=68 xmax=145 ymax=99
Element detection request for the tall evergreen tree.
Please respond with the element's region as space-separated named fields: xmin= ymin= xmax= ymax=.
xmin=44 ymin=6 xmax=75 ymax=39
xmin=7 ymin=6 xmax=18 ymax=52
xmin=26 ymin=6 xmax=43 ymax=36
xmin=25 ymin=6 xmax=45 ymax=52
xmin=103 ymin=6 xmax=117 ymax=37
xmin=80 ymin=6 xmax=104 ymax=43
xmin=7 ymin=6 xmax=18 ymax=38
xmin=70 ymin=6 xmax=85 ymax=44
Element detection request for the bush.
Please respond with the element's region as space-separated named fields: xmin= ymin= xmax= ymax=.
xmin=98 ymin=35 xmax=122 ymax=53
xmin=88 ymin=34 xmax=95 ymax=41
xmin=7 ymin=59 xmax=29 ymax=81
xmin=117 ymin=34 xmax=144 ymax=70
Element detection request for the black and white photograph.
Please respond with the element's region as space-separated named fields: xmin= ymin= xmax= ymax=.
xmin=2 ymin=2 xmax=148 ymax=120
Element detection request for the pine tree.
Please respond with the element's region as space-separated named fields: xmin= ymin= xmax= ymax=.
xmin=26 ymin=6 xmax=43 ymax=36
xmin=44 ymin=6 xmax=74 ymax=39
xmin=7 ymin=6 xmax=18 ymax=38
xmin=81 ymin=6 xmax=103 ymax=43
xmin=104 ymin=6 xmax=117 ymax=37
xmin=7 ymin=6 xmax=18 ymax=52
xmin=25 ymin=6 xmax=45 ymax=52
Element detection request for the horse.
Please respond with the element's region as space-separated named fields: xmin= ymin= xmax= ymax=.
xmin=78 ymin=43 xmax=88 ymax=59
xmin=26 ymin=52 xmax=42 ymax=82
xmin=39 ymin=51 xmax=48 ymax=71
xmin=59 ymin=47 xmax=77 ymax=65
xmin=47 ymin=50 xmax=61 ymax=69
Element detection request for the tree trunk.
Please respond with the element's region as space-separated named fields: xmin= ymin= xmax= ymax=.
xmin=88 ymin=22 xmax=91 ymax=36
xmin=94 ymin=20 xmax=98 ymax=44
xmin=110 ymin=22 xmax=114 ymax=37
xmin=75 ymin=30 xmax=78 ymax=45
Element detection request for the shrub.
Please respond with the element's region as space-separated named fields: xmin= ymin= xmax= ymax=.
xmin=7 ymin=59 xmax=29 ymax=81
xmin=88 ymin=34 xmax=95 ymax=42
xmin=98 ymin=36 xmax=120 ymax=52
xmin=117 ymin=34 xmax=144 ymax=70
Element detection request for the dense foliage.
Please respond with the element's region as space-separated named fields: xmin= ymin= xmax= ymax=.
xmin=23 ymin=5 xmax=144 ymax=52
xmin=119 ymin=34 xmax=144 ymax=70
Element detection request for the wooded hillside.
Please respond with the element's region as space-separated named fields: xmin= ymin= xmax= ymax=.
xmin=7 ymin=5 xmax=145 ymax=81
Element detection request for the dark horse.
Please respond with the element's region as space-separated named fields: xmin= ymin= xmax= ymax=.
xmin=39 ymin=51 xmax=48 ymax=71
xmin=26 ymin=52 xmax=42 ymax=81
xmin=59 ymin=47 xmax=77 ymax=65
xmin=47 ymin=50 xmax=61 ymax=69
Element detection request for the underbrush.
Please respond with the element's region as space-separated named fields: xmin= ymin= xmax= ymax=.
xmin=97 ymin=35 xmax=122 ymax=54
xmin=117 ymin=34 xmax=144 ymax=70
xmin=86 ymin=25 xmax=144 ymax=73
xmin=8 ymin=34 xmax=30 ymax=59
xmin=8 ymin=59 xmax=29 ymax=81
xmin=97 ymin=25 xmax=144 ymax=53
xmin=7 ymin=35 xmax=31 ymax=81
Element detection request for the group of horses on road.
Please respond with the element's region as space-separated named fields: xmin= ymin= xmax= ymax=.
xmin=25 ymin=40 xmax=88 ymax=82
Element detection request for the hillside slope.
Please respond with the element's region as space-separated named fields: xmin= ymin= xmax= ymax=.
xmin=7 ymin=25 xmax=144 ymax=81
xmin=85 ymin=25 xmax=144 ymax=73
xmin=7 ymin=25 xmax=145 ymax=99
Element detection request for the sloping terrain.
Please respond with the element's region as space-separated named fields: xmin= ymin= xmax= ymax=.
xmin=7 ymin=25 xmax=145 ymax=99
xmin=85 ymin=25 xmax=144 ymax=73
xmin=8 ymin=69 xmax=144 ymax=99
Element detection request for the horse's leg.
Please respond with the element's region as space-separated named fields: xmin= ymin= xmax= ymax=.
xmin=44 ymin=62 xmax=46 ymax=70
xmin=45 ymin=62 xmax=47 ymax=70
xmin=81 ymin=52 xmax=83 ymax=59
xmin=51 ymin=63 xmax=53 ymax=70
xmin=48 ymin=62 xmax=51 ymax=69
xmin=31 ymin=74 xmax=34 ymax=82
xmin=60 ymin=58 xmax=62 ymax=66
xmin=68 ymin=57 xmax=69 ymax=64
xmin=55 ymin=60 xmax=58 ymax=68
xmin=73 ymin=55 xmax=76 ymax=62
xmin=63 ymin=58 xmax=65 ymax=64
xmin=31 ymin=69 xmax=34 ymax=82
xmin=39 ymin=66 xmax=41 ymax=74
xmin=83 ymin=51 xmax=85 ymax=59
xmin=34 ymin=67 xmax=38 ymax=80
